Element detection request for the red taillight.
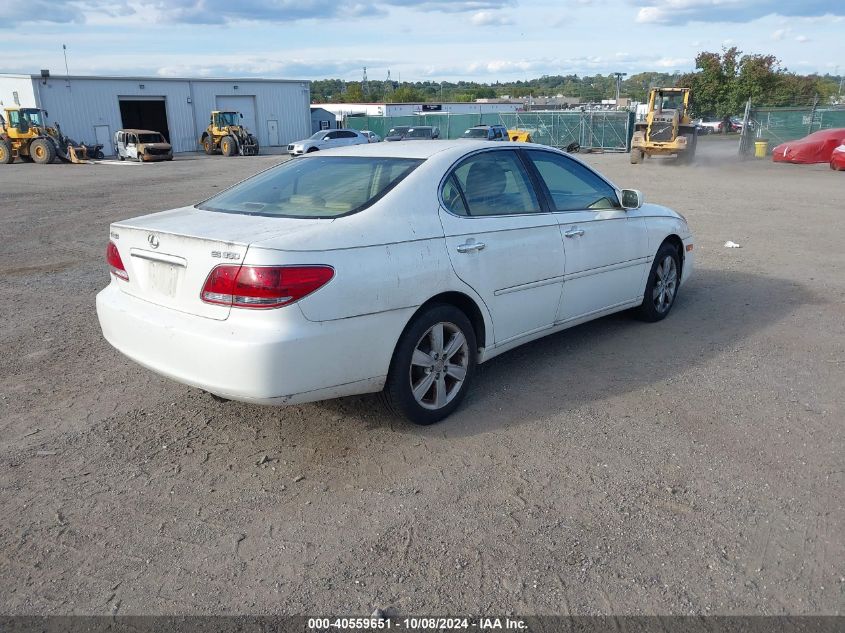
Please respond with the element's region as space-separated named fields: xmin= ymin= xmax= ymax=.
xmin=106 ymin=241 xmax=128 ymax=281
xmin=201 ymin=265 xmax=334 ymax=309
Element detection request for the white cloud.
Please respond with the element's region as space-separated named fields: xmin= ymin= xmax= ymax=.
xmin=795 ymin=34 xmax=810 ymax=43
xmin=633 ymin=1 xmax=844 ymax=25
xmin=469 ymin=10 xmax=514 ymax=25
xmin=771 ymin=28 xmax=790 ymax=40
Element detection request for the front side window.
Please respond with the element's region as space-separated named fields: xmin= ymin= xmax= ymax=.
xmin=198 ymin=156 xmax=423 ymax=218
xmin=444 ymin=150 xmax=541 ymax=217
xmin=21 ymin=110 xmax=43 ymax=126
xmin=525 ymin=150 xmax=619 ymax=211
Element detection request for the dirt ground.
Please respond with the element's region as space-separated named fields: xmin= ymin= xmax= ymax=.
xmin=1 ymin=140 xmax=843 ymax=616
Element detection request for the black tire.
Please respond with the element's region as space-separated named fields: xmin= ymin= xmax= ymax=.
xmin=382 ymin=304 xmax=477 ymax=425
xmin=30 ymin=138 xmax=56 ymax=164
xmin=679 ymin=134 xmax=696 ymax=164
xmin=636 ymin=242 xmax=682 ymax=322
xmin=221 ymin=136 xmax=236 ymax=157
xmin=0 ymin=139 xmax=12 ymax=164
xmin=95 ymin=149 xmax=104 ymax=160
xmin=306 ymin=146 xmax=319 ymax=153
xmin=203 ymin=136 xmax=215 ymax=155
xmin=630 ymin=148 xmax=644 ymax=164
xmin=118 ymin=154 xmax=125 ymax=161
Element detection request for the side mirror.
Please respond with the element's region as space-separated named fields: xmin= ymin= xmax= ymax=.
xmin=239 ymin=113 xmax=243 ymax=118
xmin=44 ymin=111 xmax=49 ymax=118
xmin=620 ymin=189 xmax=644 ymax=209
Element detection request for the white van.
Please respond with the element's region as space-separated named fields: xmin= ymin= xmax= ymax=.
xmin=113 ymin=129 xmax=173 ymax=162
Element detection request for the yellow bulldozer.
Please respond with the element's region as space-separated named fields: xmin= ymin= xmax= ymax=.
xmin=0 ymin=107 xmax=97 ymax=164
xmin=630 ymin=87 xmax=698 ymax=164
xmin=200 ymin=111 xmax=259 ymax=157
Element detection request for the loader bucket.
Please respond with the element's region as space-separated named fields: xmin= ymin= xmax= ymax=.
xmin=60 ymin=144 xmax=90 ymax=164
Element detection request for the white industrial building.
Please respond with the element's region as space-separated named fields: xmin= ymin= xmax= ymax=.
xmin=314 ymin=101 xmax=522 ymax=119
xmin=0 ymin=73 xmax=311 ymax=155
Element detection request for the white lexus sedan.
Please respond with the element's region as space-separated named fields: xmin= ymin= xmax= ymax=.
xmin=286 ymin=129 xmax=369 ymax=156
xmin=97 ymin=141 xmax=694 ymax=425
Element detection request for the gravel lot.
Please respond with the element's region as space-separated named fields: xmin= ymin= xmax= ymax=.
xmin=1 ymin=141 xmax=842 ymax=616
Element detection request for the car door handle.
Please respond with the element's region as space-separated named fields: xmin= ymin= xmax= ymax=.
xmin=457 ymin=241 xmax=486 ymax=253
xmin=564 ymin=228 xmax=585 ymax=238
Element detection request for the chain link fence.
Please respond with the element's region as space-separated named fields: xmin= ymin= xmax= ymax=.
xmin=740 ymin=103 xmax=845 ymax=156
xmin=344 ymin=110 xmax=635 ymax=152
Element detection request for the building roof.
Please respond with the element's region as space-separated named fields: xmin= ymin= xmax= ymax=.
xmin=1 ymin=73 xmax=308 ymax=85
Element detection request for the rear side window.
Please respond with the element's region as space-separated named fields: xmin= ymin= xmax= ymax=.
xmin=198 ymin=156 xmax=423 ymax=218
xmin=444 ymin=150 xmax=541 ymax=216
xmin=525 ymin=150 xmax=619 ymax=211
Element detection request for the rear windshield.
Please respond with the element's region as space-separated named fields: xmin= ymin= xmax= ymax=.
xmin=463 ymin=128 xmax=488 ymax=138
xmin=197 ymin=156 xmax=423 ymax=218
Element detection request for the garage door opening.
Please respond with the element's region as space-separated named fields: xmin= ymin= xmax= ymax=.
xmin=119 ymin=98 xmax=170 ymax=142
xmin=216 ymin=95 xmax=257 ymax=141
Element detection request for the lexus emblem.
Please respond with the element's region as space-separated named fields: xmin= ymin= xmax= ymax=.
xmin=147 ymin=234 xmax=159 ymax=249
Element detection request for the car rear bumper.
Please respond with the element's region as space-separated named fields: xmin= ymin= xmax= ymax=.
xmin=96 ymin=283 xmax=411 ymax=405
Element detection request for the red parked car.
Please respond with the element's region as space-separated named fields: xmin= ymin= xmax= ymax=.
xmin=772 ymin=128 xmax=845 ymax=164
xmin=831 ymin=144 xmax=845 ymax=171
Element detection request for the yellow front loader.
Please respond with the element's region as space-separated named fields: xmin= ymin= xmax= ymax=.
xmin=630 ymin=88 xmax=698 ymax=164
xmin=0 ymin=107 xmax=92 ymax=164
xmin=200 ymin=111 xmax=259 ymax=157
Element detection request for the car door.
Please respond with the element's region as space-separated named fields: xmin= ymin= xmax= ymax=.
xmin=126 ymin=134 xmax=138 ymax=159
xmin=522 ymin=149 xmax=650 ymax=323
xmin=320 ymin=131 xmax=340 ymax=149
xmin=438 ymin=148 xmax=565 ymax=345
xmin=335 ymin=130 xmax=355 ymax=146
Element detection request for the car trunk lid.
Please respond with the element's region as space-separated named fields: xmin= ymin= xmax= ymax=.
xmin=110 ymin=206 xmax=323 ymax=320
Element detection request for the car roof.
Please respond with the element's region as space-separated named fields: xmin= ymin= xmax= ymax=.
xmin=300 ymin=139 xmax=527 ymax=160
xmin=119 ymin=129 xmax=164 ymax=135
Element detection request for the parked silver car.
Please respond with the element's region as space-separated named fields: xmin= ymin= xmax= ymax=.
xmin=361 ymin=130 xmax=382 ymax=143
xmin=287 ymin=129 xmax=369 ymax=155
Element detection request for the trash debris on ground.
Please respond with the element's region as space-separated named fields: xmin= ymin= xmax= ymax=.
xmin=724 ymin=241 xmax=741 ymax=248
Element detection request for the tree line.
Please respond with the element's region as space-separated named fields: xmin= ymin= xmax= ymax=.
xmin=310 ymin=48 xmax=842 ymax=116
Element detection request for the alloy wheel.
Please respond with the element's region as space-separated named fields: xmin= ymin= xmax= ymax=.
xmin=409 ymin=322 xmax=469 ymax=410
xmin=652 ymin=255 xmax=678 ymax=313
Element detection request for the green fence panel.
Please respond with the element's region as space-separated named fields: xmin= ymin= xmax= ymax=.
xmin=345 ymin=110 xmax=634 ymax=150
xmin=751 ymin=106 xmax=845 ymax=145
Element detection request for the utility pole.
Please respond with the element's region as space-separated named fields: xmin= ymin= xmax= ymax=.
xmin=384 ymin=70 xmax=393 ymax=100
xmin=62 ymin=44 xmax=71 ymax=88
xmin=361 ymin=66 xmax=369 ymax=97
xmin=613 ymin=72 xmax=627 ymax=105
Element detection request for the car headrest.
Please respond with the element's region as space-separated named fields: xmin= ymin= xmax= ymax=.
xmin=465 ymin=160 xmax=507 ymax=200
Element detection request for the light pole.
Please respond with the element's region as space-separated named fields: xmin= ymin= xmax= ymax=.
xmin=614 ymin=72 xmax=627 ymax=105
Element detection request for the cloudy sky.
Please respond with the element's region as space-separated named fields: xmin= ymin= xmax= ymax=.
xmin=0 ymin=0 xmax=842 ymax=81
